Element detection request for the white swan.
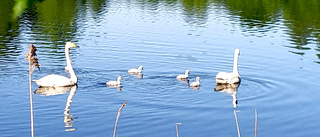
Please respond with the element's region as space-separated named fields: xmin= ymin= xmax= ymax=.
xmin=33 ymin=42 xmax=79 ymax=87
xmin=190 ymin=77 xmax=200 ymax=87
xmin=177 ymin=70 xmax=190 ymax=79
xmin=128 ymin=66 xmax=143 ymax=74
xmin=215 ymin=48 xmax=240 ymax=84
xmin=106 ymin=76 xmax=122 ymax=87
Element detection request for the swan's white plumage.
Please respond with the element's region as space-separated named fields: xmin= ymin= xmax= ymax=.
xmin=190 ymin=77 xmax=200 ymax=87
xmin=215 ymin=48 xmax=240 ymax=84
xmin=177 ymin=70 xmax=190 ymax=79
xmin=128 ymin=66 xmax=143 ymax=74
xmin=33 ymin=74 xmax=75 ymax=87
xmin=215 ymin=72 xmax=240 ymax=84
xmin=33 ymin=42 xmax=78 ymax=87
xmin=106 ymin=76 xmax=122 ymax=86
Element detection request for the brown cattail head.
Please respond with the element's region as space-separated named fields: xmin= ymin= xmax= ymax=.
xmin=25 ymin=44 xmax=40 ymax=73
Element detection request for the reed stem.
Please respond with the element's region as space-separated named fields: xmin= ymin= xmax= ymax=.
xmin=28 ymin=64 xmax=34 ymax=137
xmin=113 ymin=101 xmax=127 ymax=137
xmin=175 ymin=123 xmax=182 ymax=137
xmin=255 ymin=109 xmax=258 ymax=137
xmin=25 ymin=44 xmax=39 ymax=137
xmin=234 ymin=110 xmax=241 ymax=137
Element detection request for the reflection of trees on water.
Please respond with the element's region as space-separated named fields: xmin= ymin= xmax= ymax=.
xmin=218 ymin=0 xmax=320 ymax=63
xmin=223 ymin=0 xmax=281 ymax=31
xmin=0 ymin=1 xmax=20 ymax=59
xmin=281 ymin=0 xmax=320 ymax=60
xmin=180 ymin=0 xmax=209 ymax=26
xmin=1 ymin=0 xmax=320 ymax=62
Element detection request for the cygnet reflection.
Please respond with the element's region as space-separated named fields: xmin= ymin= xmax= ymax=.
xmin=129 ymin=72 xmax=143 ymax=78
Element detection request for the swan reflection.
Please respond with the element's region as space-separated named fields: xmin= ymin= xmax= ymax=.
xmin=177 ymin=79 xmax=189 ymax=84
xmin=34 ymin=85 xmax=77 ymax=131
xmin=215 ymin=83 xmax=239 ymax=108
xmin=107 ymin=85 xmax=122 ymax=91
xmin=129 ymin=72 xmax=143 ymax=78
xmin=191 ymin=86 xmax=199 ymax=91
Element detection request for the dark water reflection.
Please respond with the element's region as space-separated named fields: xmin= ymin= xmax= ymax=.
xmin=1 ymin=0 xmax=320 ymax=137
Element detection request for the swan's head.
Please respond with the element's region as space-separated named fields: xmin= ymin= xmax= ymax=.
xmin=234 ymin=48 xmax=240 ymax=55
xmin=138 ymin=66 xmax=143 ymax=70
xmin=65 ymin=42 xmax=78 ymax=49
xmin=185 ymin=70 xmax=190 ymax=74
xmin=196 ymin=77 xmax=200 ymax=81
xmin=117 ymin=76 xmax=122 ymax=81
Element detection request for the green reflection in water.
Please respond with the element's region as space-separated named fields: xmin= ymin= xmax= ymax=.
xmin=180 ymin=0 xmax=209 ymax=26
xmin=31 ymin=0 xmax=78 ymax=45
xmin=281 ymin=0 xmax=320 ymax=46
xmin=0 ymin=0 xmax=320 ymax=62
xmin=224 ymin=0 xmax=281 ymax=29
xmin=12 ymin=0 xmax=43 ymax=20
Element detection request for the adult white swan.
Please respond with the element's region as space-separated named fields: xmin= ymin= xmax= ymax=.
xmin=215 ymin=48 xmax=240 ymax=84
xmin=33 ymin=42 xmax=79 ymax=87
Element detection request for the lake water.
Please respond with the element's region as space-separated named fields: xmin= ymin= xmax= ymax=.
xmin=1 ymin=0 xmax=320 ymax=137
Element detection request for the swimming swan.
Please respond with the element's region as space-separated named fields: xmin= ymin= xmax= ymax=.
xmin=106 ymin=76 xmax=122 ymax=86
xmin=177 ymin=70 xmax=190 ymax=79
xmin=215 ymin=48 xmax=240 ymax=84
xmin=128 ymin=66 xmax=143 ymax=74
xmin=190 ymin=77 xmax=200 ymax=87
xmin=33 ymin=42 xmax=79 ymax=87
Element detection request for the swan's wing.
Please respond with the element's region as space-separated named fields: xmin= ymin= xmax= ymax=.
xmin=177 ymin=74 xmax=187 ymax=79
xmin=33 ymin=74 xmax=74 ymax=87
xmin=215 ymin=72 xmax=239 ymax=84
xmin=216 ymin=72 xmax=233 ymax=79
xmin=106 ymin=81 xmax=117 ymax=86
xmin=190 ymin=82 xmax=200 ymax=87
xmin=128 ymin=68 xmax=139 ymax=74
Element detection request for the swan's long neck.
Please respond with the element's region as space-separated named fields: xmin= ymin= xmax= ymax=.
xmin=117 ymin=77 xmax=121 ymax=84
xmin=185 ymin=71 xmax=189 ymax=76
xmin=65 ymin=47 xmax=77 ymax=84
xmin=233 ymin=53 xmax=239 ymax=77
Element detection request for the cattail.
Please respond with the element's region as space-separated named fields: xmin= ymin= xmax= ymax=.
xmin=25 ymin=44 xmax=40 ymax=74
xmin=25 ymin=44 xmax=40 ymax=137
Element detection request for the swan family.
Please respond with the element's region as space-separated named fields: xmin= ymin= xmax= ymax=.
xmin=33 ymin=42 xmax=240 ymax=90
